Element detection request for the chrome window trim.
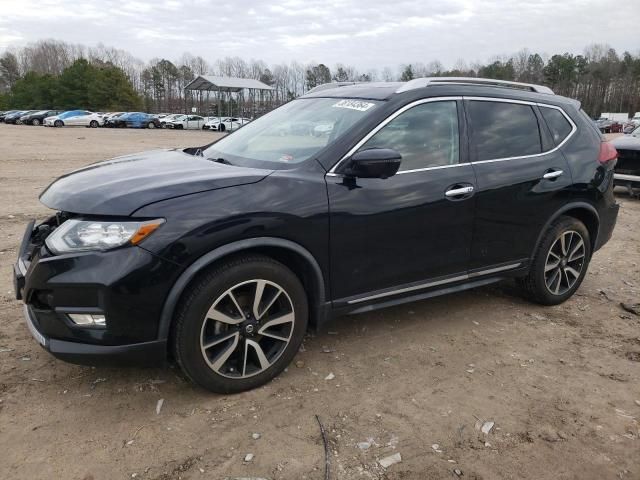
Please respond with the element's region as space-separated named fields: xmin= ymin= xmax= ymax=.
xmin=347 ymin=262 xmax=521 ymax=304
xmin=326 ymin=96 xmax=577 ymax=175
xmin=327 ymin=96 xmax=463 ymax=174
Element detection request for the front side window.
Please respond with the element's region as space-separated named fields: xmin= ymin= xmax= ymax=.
xmin=468 ymin=101 xmax=542 ymax=161
xmin=203 ymin=98 xmax=381 ymax=165
xmin=540 ymin=106 xmax=573 ymax=145
xmin=358 ymin=101 xmax=460 ymax=172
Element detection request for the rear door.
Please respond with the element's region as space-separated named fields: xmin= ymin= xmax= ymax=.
xmin=327 ymin=98 xmax=477 ymax=303
xmin=465 ymin=97 xmax=574 ymax=272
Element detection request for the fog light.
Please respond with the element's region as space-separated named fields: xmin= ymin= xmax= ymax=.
xmin=68 ymin=314 xmax=106 ymax=326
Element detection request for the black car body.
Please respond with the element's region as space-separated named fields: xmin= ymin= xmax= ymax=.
xmin=20 ymin=110 xmax=63 ymax=126
xmin=0 ymin=110 xmax=19 ymax=122
xmin=4 ymin=110 xmax=36 ymax=124
xmin=104 ymin=113 xmax=129 ymax=128
xmin=14 ymin=77 xmax=619 ymax=392
xmin=612 ymin=127 xmax=640 ymax=189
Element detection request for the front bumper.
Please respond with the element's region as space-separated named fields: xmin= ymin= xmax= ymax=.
xmin=22 ymin=304 xmax=166 ymax=366
xmin=14 ymin=220 xmax=179 ymax=366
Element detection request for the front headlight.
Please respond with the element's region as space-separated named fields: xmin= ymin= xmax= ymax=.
xmin=45 ymin=219 xmax=164 ymax=254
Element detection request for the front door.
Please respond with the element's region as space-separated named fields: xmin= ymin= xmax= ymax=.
xmin=327 ymin=99 xmax=477 ymax=303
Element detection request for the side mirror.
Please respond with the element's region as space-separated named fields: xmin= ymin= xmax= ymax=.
xmin=342 ymin=148 xmax=402 ymax=179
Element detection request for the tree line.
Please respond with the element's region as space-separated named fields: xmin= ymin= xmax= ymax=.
xmin=0 ymin=39 xmax=639 ymax=118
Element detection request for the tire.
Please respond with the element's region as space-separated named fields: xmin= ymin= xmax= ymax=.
xmin=517 ymin=216 xmax=591 ymax=305
xmin=32 ymin=119 xmax=40 ymax=126
xmin=54 ymin=120 xmax=63 ymax=127
xmin=148 ymin=122 xmax=155 ymax=129
xmin=89 ymin=120 xmax=98 ymax=128
xmin=172 ymin=255 xmax=308 ymax=393
xmin=219 ymin=124 xmax=226 ymax=132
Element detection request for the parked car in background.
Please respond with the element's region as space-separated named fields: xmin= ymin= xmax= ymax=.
xmin=203 ymin=116 xmax=251 ymax=132
xmin=165 ymin=114 xmax=205 ymax=130
xmin=623 ymin=120 xmax=640 ymax=134
xmin=19 ymin=110 xmax=63 ymax=126
xmin=44 ymin=110 xmax=86 ymax=127
xmin=159 ymin=114 xmax=183 ymax=128
xmin=104 ymin=112 xmax=130 ymax=128
xmin=48 ymin=110 xmax=105 ymax=127
xmin=0 ymin=110 xmax=20 ymax=122
xmin=612 ymin=125 xmax=640 ymax=191
xmin=124 ymin=112 xmax=161 ymax=129
xmin=14 ymin=77 xmax=619 ymax=393
xmin=595 ymin=118 xmax=623 ymax=133
xmin=4 ymin=110 xmax=37 ymax=124
xmin=102 ymin=112 xmax=125 ymax=122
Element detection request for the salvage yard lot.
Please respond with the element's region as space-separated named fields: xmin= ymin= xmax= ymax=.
xmin=0 ymin=126 xmax=638 ymax=480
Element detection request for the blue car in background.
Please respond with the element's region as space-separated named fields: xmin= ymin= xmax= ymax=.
xmin=124 ymin=112 xmax=161 ymax=129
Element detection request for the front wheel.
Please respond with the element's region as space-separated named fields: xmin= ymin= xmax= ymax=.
xmin=32 ymin=119 xmax=41 ymax=126
xmin=517 ymin=216 xmax=591 ymax=305
xmin=54 ymin=120 xmax=63 ymax=127
xmin=172 ymin=255 xmax=308 ymax=393
xmin=89 ymin=120 xmax=99 ymax=128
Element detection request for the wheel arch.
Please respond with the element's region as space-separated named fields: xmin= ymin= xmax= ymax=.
xmin=531 ymin=202 xmax=600 ymax=261
xmin=157 ymin=237 xmax=329 ymax=342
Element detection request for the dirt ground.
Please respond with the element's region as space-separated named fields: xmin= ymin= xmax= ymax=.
xmin=0 ymin=125 xmax=638 ymax=480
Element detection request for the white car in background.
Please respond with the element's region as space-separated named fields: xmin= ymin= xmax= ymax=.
xmin=159 ymin=114 xmax=183 ymax=128
xmin=165 ymin=115 xmax=205 ymax=130
xmin=45 ymin=110 xmax=105 ymax=127
xmin=203 ymin=116 xmax=252 ymax=132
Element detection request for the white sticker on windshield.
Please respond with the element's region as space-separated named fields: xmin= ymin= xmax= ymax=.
xmin=332 ymin=100 xmax=375 ymax=112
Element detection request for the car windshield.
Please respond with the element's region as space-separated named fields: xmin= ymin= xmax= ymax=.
xmin=203 ymin=98 xmax=381 ymax=165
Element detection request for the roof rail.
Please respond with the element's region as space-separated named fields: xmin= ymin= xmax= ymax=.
xmin=396 ymin=77 xmax=554 ymax=95
xmin=306 ymin=82 xmax=359 ymax=94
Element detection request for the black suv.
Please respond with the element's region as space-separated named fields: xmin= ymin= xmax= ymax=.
xmin=14 ymin=77 xmax=619 ymax=393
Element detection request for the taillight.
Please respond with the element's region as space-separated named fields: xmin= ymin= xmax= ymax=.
xmin=598 ymin=141 xmax=617 ymax=164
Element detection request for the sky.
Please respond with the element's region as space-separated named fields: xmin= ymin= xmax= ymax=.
xmin=0 ymin=0 xmax=638 ymax=70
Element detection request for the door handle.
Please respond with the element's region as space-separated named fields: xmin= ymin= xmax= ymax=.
xmin=543 ymin=170 xmax=563 ymax=180
xmin=445 ymin=186 xmax=474 ymax=197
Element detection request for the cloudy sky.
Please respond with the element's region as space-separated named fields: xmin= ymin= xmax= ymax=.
xmin=0 ymin=0 xmax=638 ymax=69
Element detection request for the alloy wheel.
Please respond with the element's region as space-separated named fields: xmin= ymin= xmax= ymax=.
xmin=200 ymin=279 xmax=295 ymax=378
xmin=544 ymin=230 xmax=586 ymax=295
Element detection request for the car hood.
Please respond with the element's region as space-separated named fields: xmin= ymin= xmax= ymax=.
xmin=40 ymin=149 xmax=273 ymax=216
xmin=612 ymin=135 xmax=640 ymax=150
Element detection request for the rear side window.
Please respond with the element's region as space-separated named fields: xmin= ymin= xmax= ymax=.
xmin=468 ymin=101 xmax=542 ymax=161
xmin=540 ymin=107 xmax=573 ymax=145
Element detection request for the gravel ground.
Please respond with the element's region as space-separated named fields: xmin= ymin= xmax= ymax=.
xmin=0 ymin=125 xmax=638 ymax=480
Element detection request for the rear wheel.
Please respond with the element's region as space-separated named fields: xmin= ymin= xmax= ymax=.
xmin=89 ymin=120 xmax=98 ymax=128
xmin=517 ymin=216 xmax=591 ymax=305
xmin=172 ymin=255 xmax=308 ymax=393
xmin=148 ymin=122 xmax=155 ymax=129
